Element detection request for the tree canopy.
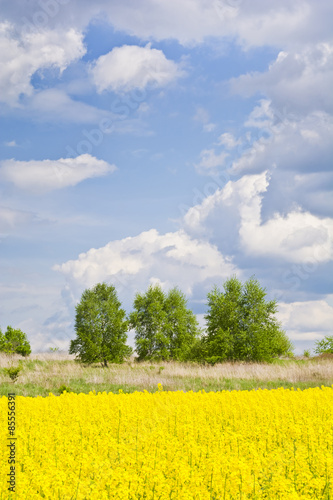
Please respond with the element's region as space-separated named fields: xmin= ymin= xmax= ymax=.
xmin=129 ymin=284 xmax=200 ymax=361
xmin=69 ymin=283 xmax=132 ymax=366
xmin=203 ymin=276 xmax=293 ymax=363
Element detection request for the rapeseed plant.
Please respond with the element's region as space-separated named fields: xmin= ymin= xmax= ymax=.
xmin=1 ymin=387 xmax=332 ymax=499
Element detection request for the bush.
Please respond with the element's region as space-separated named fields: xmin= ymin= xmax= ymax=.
xmin=4 ymin=366 xmax=21 ymax=382
xmin=0 ymin=326 xmax=31 ymax=356
xmin=314 ymin=335 xmax=333 ymax=355
xmin=58 ymin=384 xmax=71 ymax=394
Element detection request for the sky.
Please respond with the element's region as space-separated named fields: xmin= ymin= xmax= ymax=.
xmin=0 ymin=0 xmax=332 ymax=354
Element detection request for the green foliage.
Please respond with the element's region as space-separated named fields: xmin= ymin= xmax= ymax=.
xmin=69 ymin=283 xmax=132 ymax=366
xmin=4 ymin=366 xmax=21 ymax=382
xmin=203 ymin=276 xmax=293 ymax=363
xmin=129 ymin=285 xmax=200 ymax=361
xmin=0 ymin=326 xmax=31 ymax=356
xmin=314 ymin=335 xmax=333 ymax=355
xmin=58 ymin=384 xmax=71 ymax=394
xmin=303 ymin=349 xmax=311 ymax=358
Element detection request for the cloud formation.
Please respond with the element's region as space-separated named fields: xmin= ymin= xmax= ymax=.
xmin=0 ymin=22 xmax=85 ymax=104
xmin=276 ymin=299 xmax=333 ymax=342
xmin=91 ymin=44 xmax=184 ymax=93
xmin=231 ymin=43 xmax=333 ymax=115
xmin=183 ymin=171 xmax=333 ymax=264
xmin=54 ymin=228 xmax=237 ymax=297
xmin=0 ymin=154 xmax=116 ymax=193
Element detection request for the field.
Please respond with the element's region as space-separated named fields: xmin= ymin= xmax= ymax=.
xmin=1 ymin=386 xmax=333 ymax=499
xmin=1 ymin=355 xmax=333 ymax=499
xmin=1 ymin=353 xmax=333 ymax=397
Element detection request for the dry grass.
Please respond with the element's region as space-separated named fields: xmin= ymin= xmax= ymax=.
xmin=1 ymin=353 xmax=332 ymax=397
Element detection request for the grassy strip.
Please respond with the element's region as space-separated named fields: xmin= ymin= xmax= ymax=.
xmin=0 ymin=353 xmax=332 ymax=397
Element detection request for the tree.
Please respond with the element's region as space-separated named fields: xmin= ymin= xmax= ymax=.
xmin=314 ymin=335 xmax=333 ymax=355
xmin=203 ymin=276 xmax=293 ymax=363
xmin=129 ymin=285 xmax=168 ymax=361
xmin=0 ymin=326 xmax=31 ymax=356
xmin=129 ymin=284 xmax=200 ymax=361
xmin=164 ymin=287 xmax=201 ymax=361
xmin=69 ymin=283 xmax=132 ymax=366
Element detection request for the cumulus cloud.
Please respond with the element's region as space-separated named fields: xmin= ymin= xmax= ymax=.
xmin=0 ymin=22 xmax=85 ymax=105
xmin=54 ymin=228 xmax=237 ymax=297
xmin=97 ymin=0 xmax=331 ymax=49
xmin=91 ymin=44 xmax=184 ymax=93
xmin=0 ymin=154 xmax=116 ymax=193
xmin=240 ymin=206 xmax=333 ymax=264
xmin=230 ymin=44 xmax=333 ymax=115
xmin=2 ymin=1 xmax=332 ymax=50
xmin=183 ymin=171 xmax=333 ymax=264
xmin=276 ymin=299 xmax=333 ymax=341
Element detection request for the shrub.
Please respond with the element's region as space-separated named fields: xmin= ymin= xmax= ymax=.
xmin=4 ymin=366 xmax=21 ymax=382
xmin=314 ymin=335 xmax=333 ymax=355
xmin=58 ymin=385 xmax=71 ymax=394
xmin=0 ymin=326 xmax=31 ymax=356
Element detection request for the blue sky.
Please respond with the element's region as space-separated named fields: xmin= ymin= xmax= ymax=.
xmin=0 ymin=0 xmax=332 ymax=353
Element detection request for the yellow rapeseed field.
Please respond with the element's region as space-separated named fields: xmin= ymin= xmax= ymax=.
xmin=1 ymin=386 xmax=333 ymax=499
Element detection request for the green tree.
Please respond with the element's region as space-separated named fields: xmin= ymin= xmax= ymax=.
xmin=314 ymin=335 xmax=333 ymax=355
xmin=203 ymin=276 xmax=293 ymax=363
xmin=69 ymin=283 xmax=132 ymax=366
xmin=0 ymin=326 xmax=31 ymax=356
xmin=129 ymin=284 xmax=200 ymax=361
xmin=129 ymin=285 xmax=168 ymax=361
xmin=164 ymin=287 xmax=201 ymax=361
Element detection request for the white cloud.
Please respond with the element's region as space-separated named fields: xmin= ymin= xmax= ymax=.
xmin=230 ymin=105 xmax=333 ymax=178
xmin=183 ymin=171 xmax=333 ymax=264
xmin=91 ymin=43 xmax=184 ymax=93
xmin=218 ymin=133 xmax=241 ymax=149
xmin=0 ymin=154 xmax=116 ymax=193
xmin=230 ymin=44 xmax=333 ymax=115
xmin=240 ymin=206 xmax=333 ymax=264
xmin=54 ymin=228 xmax=237 ymax=297
xmin=276 ymin=299 xmax=333 ymax=341
xmin=0 ymin=22 xmax=85 ymax=105
xmin=2 ymin=1 xmax=332 ymax=50
xmin=101 ymin=0 xmax=332 ymax=49
xmin=195 ymin=148 xmax=228 ymax=174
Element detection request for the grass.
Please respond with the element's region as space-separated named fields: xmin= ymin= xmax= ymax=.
xmin=0 ymin=352 xmax=332 ymax=397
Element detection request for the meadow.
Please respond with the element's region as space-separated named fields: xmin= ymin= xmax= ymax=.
xmin=0 ymin=353 xmax=333 ymax=397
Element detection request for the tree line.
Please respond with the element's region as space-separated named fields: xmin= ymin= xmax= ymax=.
xmin=69 ymin=276 xmax=294 ymax=366
xmin=2 ymin=276 xmax=333 ymax=363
